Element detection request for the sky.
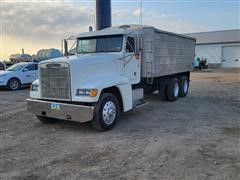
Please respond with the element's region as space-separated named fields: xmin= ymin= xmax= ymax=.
xmin=0 ymin=0 xmax=239 ymax=60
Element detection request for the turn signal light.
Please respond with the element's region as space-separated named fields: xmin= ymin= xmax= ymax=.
xmin=76 ymin=88 xmax=98 ymax=97
xmin=90 ymin=89 xmax=98 ymax=97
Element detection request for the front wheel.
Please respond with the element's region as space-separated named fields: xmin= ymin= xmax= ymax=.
xmin=7 ymin=78 xmax=21 ymax=90
xmin=91 ymin=93 xmax=119 ymax=131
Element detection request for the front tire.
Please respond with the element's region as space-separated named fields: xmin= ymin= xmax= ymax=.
xmin=7 ymin=78 xmax=21 ymax=90
xmin=166 ymin=78 xmax=179 ymax=101
xmin=92 ymin=93 xmax=119 ymax=131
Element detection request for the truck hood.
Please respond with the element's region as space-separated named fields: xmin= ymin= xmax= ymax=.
xmin=69 ymin=54 xmax=124 ymax=84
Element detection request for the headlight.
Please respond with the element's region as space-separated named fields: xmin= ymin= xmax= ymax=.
xmin=76 ymin=88 xmax=98 ymax=97
xmin=31 ymin=84 xmax=39 ymax=91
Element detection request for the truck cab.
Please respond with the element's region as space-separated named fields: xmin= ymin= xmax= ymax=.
xmin=27 ymin=25 xmax=144 ymax=131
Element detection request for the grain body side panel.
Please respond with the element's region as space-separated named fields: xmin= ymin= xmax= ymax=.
xmin=141 ymin=28 xmax=155 ymax=78
xmin=140 ymin=28 xmax=195 ymax=78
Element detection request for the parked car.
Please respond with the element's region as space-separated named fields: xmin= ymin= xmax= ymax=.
xmin=0 ymin=62 xmax=38 ymax=90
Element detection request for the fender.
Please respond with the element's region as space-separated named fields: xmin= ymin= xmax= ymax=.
xmin=116 ymin=83 xmax=133 ymax=112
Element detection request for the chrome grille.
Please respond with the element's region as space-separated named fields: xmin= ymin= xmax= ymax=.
xmin=40 ymin=63 xmax=70 ymax=100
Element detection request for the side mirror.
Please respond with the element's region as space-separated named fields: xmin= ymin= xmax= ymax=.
xmin=134 ymin=34 xmax=142 ymax=60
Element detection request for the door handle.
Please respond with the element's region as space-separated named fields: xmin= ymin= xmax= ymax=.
xmin=222 ymin=59 xmax=226 ymax=62
xmin=235 ymin=59 xmax=238 ymax=61
xmin=26 ymin=75 xmax=31 ymax=77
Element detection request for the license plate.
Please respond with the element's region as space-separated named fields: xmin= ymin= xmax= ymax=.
xmin=51 ymin=103 xmax=61 ymax=110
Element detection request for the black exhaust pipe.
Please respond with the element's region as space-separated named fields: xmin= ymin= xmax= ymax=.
xmin=95 ymin=0 xmax=111 ymax=30
xmin=64 ymin=39 xmax=68 ymax=56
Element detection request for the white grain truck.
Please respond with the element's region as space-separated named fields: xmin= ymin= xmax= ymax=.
xmin=27 ymin=25 xmax=195 ymax=131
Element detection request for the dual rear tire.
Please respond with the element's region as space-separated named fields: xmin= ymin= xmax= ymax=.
xmin=179 ymin=76 xmax=189 ymax=97
xmin=166 ymin=78 xmax=180 ymax=101
xmin=164 ymin=76 xmax=189 ymax=101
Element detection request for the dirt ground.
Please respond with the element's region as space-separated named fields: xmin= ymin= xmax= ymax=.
xmin=0 ymin=69 xmax=239 ymax=180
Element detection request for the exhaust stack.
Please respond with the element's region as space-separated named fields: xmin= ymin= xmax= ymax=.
xmin=95 ymin=0 xmax=111 ymax=30
xmin=64 ymin=39 xmax=68 ymax=56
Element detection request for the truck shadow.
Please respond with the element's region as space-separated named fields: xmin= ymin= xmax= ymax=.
xmin=51 ymin=120 xmax=94 ymax=132
xmin=0 ymin=86 xmax=30 ymax=91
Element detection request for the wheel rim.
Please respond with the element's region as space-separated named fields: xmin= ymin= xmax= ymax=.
xmin=10 ymin=80 xmax=19 ymax=90
xmin=183 ymin=80 xmax=188 ymax=93
xmin=173 ymin=83 xmax=179 ymax=97
xmin=102 ymin=101 xmax=116 ymax=125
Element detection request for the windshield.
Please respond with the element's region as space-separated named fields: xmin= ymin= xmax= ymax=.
xmin=76 ymin=35 xmax=123 ymax=54
xmin=7 ymin=63 xmax=26 ymax=71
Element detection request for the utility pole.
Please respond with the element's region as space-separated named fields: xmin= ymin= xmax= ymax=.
xmin=140 ymin=0 xmax=143 ymax=25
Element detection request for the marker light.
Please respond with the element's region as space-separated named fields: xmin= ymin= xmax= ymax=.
xmin=76 ymin=88 xmax=98 ymax=97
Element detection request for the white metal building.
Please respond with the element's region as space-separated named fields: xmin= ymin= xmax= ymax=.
xmin=186 ymin=29 xmax=240 ymax=68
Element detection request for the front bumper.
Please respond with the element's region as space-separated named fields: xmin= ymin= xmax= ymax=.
xmin=26 ymin=99 xmax=94 ymax=123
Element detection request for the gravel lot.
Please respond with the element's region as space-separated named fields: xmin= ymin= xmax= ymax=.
xmin=0 ymin=69 xmax=240 ymax=180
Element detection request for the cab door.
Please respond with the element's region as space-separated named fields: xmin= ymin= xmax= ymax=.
xmin=124 ymin=35 xmax=141 ymax=84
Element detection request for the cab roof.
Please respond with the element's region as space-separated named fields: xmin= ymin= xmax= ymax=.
xmin=76 ymin=24 xmax=195 ymax=40
xmin=76 ymin=25 xmax=153 ymax=38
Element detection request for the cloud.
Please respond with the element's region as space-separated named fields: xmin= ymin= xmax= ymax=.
xmin=113 ymin=9 xmax=128 ymax=18
xmin=143 ymin=10 xmax=203 ymax=33
xmin=1 ymin=1 xmax=94 ymax=42
xmin=133 ymin=8 xmax=141 ymax=16
xmin=1 ymin=2 xmax=203 ymax=40
xmin=113 ymin=8 xmax=204 ymax=34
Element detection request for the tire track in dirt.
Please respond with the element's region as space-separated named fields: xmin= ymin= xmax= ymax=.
xmin=0 ymin=102 xmax=26 ymax=114
xmin=0 ymin=105 xmax=27 ymax=119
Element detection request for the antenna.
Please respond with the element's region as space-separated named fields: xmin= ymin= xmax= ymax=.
xmin=140 ymin=0 xmax=142 ymax=25
xmin=93 ymin=1 xmax=96 ymax=30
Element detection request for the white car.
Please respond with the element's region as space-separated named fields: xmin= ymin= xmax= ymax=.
xmin=0 ymin=62 xmax=38 ymax=90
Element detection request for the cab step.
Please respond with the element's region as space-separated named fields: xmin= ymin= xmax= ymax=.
xmin=133 ymin=99 xmax=149 ymax=109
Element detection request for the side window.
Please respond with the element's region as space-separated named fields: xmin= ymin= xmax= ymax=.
xmin=126 ymin=37 xmax=135 ymax=52
xmin=24 ymin=64 xmax=36 ymax=71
